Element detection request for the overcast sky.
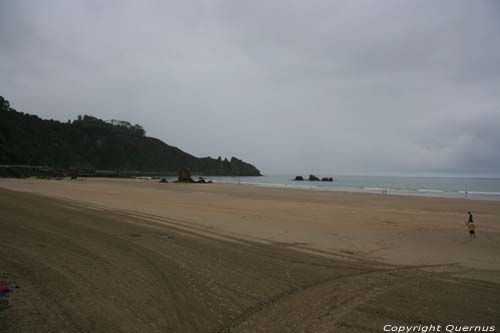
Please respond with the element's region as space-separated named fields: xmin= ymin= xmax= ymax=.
xmin=1 ymin=1 xmax=500 ymax=176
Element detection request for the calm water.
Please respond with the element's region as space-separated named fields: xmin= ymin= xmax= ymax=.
xmin=190 ymin=174 xmax=500 ymax=201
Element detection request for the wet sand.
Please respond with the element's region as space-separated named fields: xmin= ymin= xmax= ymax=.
xmin=0 ymin=178 xmax=499 ymax=331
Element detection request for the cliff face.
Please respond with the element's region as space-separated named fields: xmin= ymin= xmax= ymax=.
xmin=0 ymin=96 xmax=262 ymax=176
xmin=196 ymin=156 xmax=261 ymax=176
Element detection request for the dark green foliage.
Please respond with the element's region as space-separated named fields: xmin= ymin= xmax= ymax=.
xmin=0 ymin=96 xmax=261 ymax=176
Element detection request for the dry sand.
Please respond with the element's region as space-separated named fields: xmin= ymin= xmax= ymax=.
xmin=0 ymin=178 xmax=499 ymax=331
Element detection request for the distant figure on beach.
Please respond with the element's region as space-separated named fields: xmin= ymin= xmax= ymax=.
xmin=466 ymin=211 xmax=475 ymax=239
xmin=465 ymin=190 xmax=468 ymax=199
xmin=467 ymin=221 xmax=476 ymax=239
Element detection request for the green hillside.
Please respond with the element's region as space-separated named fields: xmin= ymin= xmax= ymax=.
xmin=0 ymin=96 xmax=261 ymax=177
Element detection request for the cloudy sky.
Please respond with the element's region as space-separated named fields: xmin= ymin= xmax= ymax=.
xmin=1 ymin=1 xmax=499 ymax=176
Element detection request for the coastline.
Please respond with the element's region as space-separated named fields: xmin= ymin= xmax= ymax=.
xmin=204 ymin=174 xmax=500 ymax=201
xmin=1 ymin=177 xmax=499 ymax=276
xmin=1 ymin=178 xmax=500 ymax=330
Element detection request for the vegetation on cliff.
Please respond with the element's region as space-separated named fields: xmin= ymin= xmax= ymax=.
xmin=0 ymin=96 xmax=261 ymax=176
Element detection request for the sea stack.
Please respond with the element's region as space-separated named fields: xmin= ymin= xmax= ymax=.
xmin=177 ymin=166 xmax=194 ymax=183
xmin=309 ymin=174 xmax=320 ymax=181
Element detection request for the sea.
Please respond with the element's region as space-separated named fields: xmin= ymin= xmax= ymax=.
xmin=191 ymin=174 xmax=500 ymax=201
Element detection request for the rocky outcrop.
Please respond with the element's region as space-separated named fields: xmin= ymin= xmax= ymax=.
xmin=309 ymin=174 xmax=320 ymax=181
xmin=198 ymin=156 xmax=261 ymax=176
xmin=294 ymin=175 xmax=334 ymax=182
xmin=177 ymin=166 xmax=194 ymax=183
xmin=195 ymin=177 xmax=213 ymax=184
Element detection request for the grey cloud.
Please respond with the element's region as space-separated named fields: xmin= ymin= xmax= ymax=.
xmin=1 ymin=0 xmax=499 ymax=176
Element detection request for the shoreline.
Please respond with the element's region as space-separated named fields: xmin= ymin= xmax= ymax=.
xmin=7 ymin=172 xmax=499 ymax=201
xmin=200 ymin=175 xmax=500 ymax=201
xmin=202 ymin=178 xmax=498 ymax=203
xmin=1 ymin=177 xmax=499 ymax=279
xmin=2 ymin=187 xmax=499 ymax=330
xmin=4 ymin=175 xmax=492 ymax=204
xmin=235 ymin=181 xmax=500 ymax=201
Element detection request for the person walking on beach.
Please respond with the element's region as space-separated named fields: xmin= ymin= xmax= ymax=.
xmin=466 ymin=211 xmax=475 ymax=239
xmin=468 ymin=211 xmax=474 ymax=224
xmin=467 ymin=221 xmax=476 ymax=239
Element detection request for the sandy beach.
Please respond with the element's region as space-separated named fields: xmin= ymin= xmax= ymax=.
xmin=1 ymin=178 xmax=499 ymax=331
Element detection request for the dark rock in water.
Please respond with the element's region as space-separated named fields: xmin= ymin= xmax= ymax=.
xmin=309 ymin=174 xmax=320 ymax=181
xmin=159 ymin=177 xmax=168 ymax=183
xmin=197 ymin=177 xmax=206 ymax=183
xmin=321 ymin=177 xmax=333 ymax=182
xmin=177 ymin=166 xmax=194 ymax=183
xmin=70 ymin=175 xmax=78 ymax=180
xmin=294 ymin=176 xmax=304 ymax=181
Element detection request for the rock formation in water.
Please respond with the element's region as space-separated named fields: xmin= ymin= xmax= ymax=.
xmin=294 ymin=175 xmax=334 ymax=182
xmin=309 ymin=174 xmax=320 ymax=181
xmin=177 ymin=166 xmax=194 ymax=182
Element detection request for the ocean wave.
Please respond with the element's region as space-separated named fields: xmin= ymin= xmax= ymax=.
xmin=206 ymin=178 xmax=500 ymax=200
xmin=257 ymin=183 xmax=319 ymax=190
xmin=362 ymin=187 xmax=387 ymax=191
xmin=458 ymin=191 xmax=500 ymax=196
xmin=255 ymin=183 xmax=287 ymax=188
xmin=417 ymin=189 xmax=445 ymax=193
